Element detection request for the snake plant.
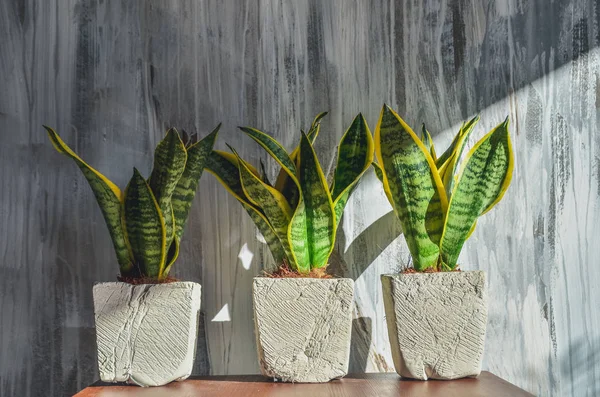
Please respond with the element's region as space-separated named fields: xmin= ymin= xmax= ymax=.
xmin=44 ymin=125 xmax=219 ymax=280
xmin=373 ymin=104 xmax=514 ymax=271
xmin=206 ymin=113 xmax=374 ymax=274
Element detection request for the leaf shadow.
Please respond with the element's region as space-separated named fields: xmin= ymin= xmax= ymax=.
xmin=349 ymin=317 xmax=372 ymax=373
xmin=330 ymin=211 xmax=404 ymax=281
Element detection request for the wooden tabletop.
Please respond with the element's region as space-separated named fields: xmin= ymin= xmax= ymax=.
xmin=74 ymin=372 xmax=534 ymax=397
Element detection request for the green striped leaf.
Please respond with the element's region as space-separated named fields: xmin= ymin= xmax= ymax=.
xmin=285 ymin=112 xmax=329 ymax=170
xmin=232 ymin=148 xmax=296 ymax=268
xmin=440 ymin=115 xmax=480 ymax=197
xmin=232 ymin=149 xmax=293 ymax=219
xmin=289 ymin=132 xmax=335 ymax=271
xmin=440 ymin=118 xmax=513 ymax=268
xmin=239 ymin=126 xmax=301 ymax=207
xmin=372 ymin=161 xmax=384 ymax=182
xmin=331 ymin=114 xmax=374 ymax=222
xmin=243 ymin=203 xmax=287 ymax=266
xmin=466 ymin=221 xmax=477 ymax=240
xmin=171 ymin=124 xmax=219 ymax=240
xmin=307 ymin=111 xmax=328 ymax=143
xmin=204 ymin=150 xmax=276 ymax=228
xmin=331 ymin=114 xmax=373 ymax=199
xmin=435 ymin=115 xmax=479 ymax=169
xmin=44 ymin=126 xmax=133 ymax=273
xmin=333 ymin=191 xmax=351 ymax=227
xmin=290 ymin=112 xmax=328 ymax=161
xmin=206 ymin=150 xmax=289 ymax=266
xmin=239 ymin=127 xmax=297 ymax=177
xmin=420 ymin=124 xmax=437 ymax=161
xmin=148 ymin=128 xmax=187 ymax=244
xmin=205 ymin=150 xmax=254 ymax=204
xmin=374 ymin=105 xmax=448 ymax=270
xmin=275 ymin=112 xmax=327 ymax=207
xmin=288 ymin=198 xmax=309 ymax=272
xmin=124 ymin=168 xmax=166 ymax=279
xmin=372 ymin=162 xmax=394 ymax=204
xmin=162 ymin=236 xmax=180 ymax=277
xmin=435 ymin=126 xmax=464 ymax=169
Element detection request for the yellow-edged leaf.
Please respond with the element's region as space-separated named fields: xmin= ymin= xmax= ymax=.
xmin=44 ymin=126 xmax=133 ymax=273
xmin=440 ymin=118 xmax=513 ymax=268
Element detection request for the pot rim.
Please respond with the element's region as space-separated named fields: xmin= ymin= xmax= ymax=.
xmin=381 ymin=270 xmax=485 ymax=278
xmin=252 ymin=276 xmax=354 ymax=282
xmin=93 ymin=280 xmax=201 ymax=287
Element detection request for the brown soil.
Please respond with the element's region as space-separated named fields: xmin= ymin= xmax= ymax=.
xmin=117 ymin=275 xmax=180 ymax=285
xmin=401 ymin=267 xmax=462 ymax=274
xmin=263 ymin=262 xmax=333 ymax=279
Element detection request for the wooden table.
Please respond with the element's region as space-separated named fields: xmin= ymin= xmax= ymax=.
xmin=74 ymin=372 xmax=534 ymax=396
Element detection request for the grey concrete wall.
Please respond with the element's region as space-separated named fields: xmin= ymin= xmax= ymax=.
xmin=1 ymin=0 xmax=599 ymax=395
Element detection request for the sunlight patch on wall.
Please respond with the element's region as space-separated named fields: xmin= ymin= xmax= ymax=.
xmin=211 ymin=304 xmax=231 ymax=322
xmin=238 ymin=243 xmax=254 ymax=270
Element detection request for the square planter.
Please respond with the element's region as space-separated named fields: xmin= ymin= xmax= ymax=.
xmin=381 ymin=271 xmax=487 ymax=380
xmin=252 ymin=277 xmax=354 ymax=383
xmin=93 ymin=281 xmax=201 ymax=387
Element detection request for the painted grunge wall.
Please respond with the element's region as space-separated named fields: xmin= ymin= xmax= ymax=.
xmin=1 ymin=1 xmax=599 ymax=396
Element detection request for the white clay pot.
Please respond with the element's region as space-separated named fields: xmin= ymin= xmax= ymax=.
xmin=381 ymin=271 xmax=487 ymax=380
xmin=93 ymin=281 xmax=201 ymax=387
xmin=252 ymin=277 xmax=354 ymax=383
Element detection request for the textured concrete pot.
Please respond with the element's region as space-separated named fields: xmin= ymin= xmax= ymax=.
xmin=253 ymin=277 xmax=354 ymax=383
xmin=93 ymin=281 xmax=201 ymax=387
xmin=381 ymin=271 xmax=487 ymax=380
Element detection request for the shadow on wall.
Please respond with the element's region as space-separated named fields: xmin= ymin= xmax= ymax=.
xmin=349 ymin=317 xmax=372 ymax=373
xmin=330 ymin=210 xmax=405 ymax=281
xmin=397 ymin=0 xmax=594 ymax=134
xmin=560 ymin=337 xmax=600 ymax=396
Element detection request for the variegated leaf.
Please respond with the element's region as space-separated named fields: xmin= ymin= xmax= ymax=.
xmin=374 ymin=105 xmax=447 ymax=270
xmin=232 ymin=148 xmax=296 ymax=268
xmin=205 ymin=150 xmax=255 ymax=204
xmin=239 ymin=127 xmax=297 ymax=176
xmin=440 ymin=118 xmax=513 ymax=268
xmin=372 ymin=161 xmax=394 ymax=204
xmin=435 ymin=115 xmax=479 ymax=169
xmin=44 ymin=126 xmax=133 ymax=274
xmin=239 ymin=126 xmax=301 ymax=208
xmin=243 ymin=204 xmax=287 ymax=266
xmin=420 ymin=124 xmax=437 ymax=161
xmin=124 ymin=168 xmax=166 ymax=279
xmin=148 ymin=128 xmax=187 ymax=244
xmin=172 ymin=124 xmax=219 ymax=240
xmin=331 ymin=113 xmax=374 ymax=223
xmin=205 ymin=150 xmax=289 ymax=266
xmin=289 ymin=132 xmax=335 ymax=271
xmin=440 ymin=115 xmax=480 ymax=197
xmin=162 ymin=235 xmax=180 ymax=277
xmin=275 ymin=112 xmax=327 ymax=207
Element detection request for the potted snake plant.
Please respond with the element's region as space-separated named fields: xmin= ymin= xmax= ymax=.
xmin=373 ymin=105 xmax=513 ymax=380
xmin=207 ymin=113 xmax=373 ymax=382
xmin=45 ymin=125 xmax=218 ymax=386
